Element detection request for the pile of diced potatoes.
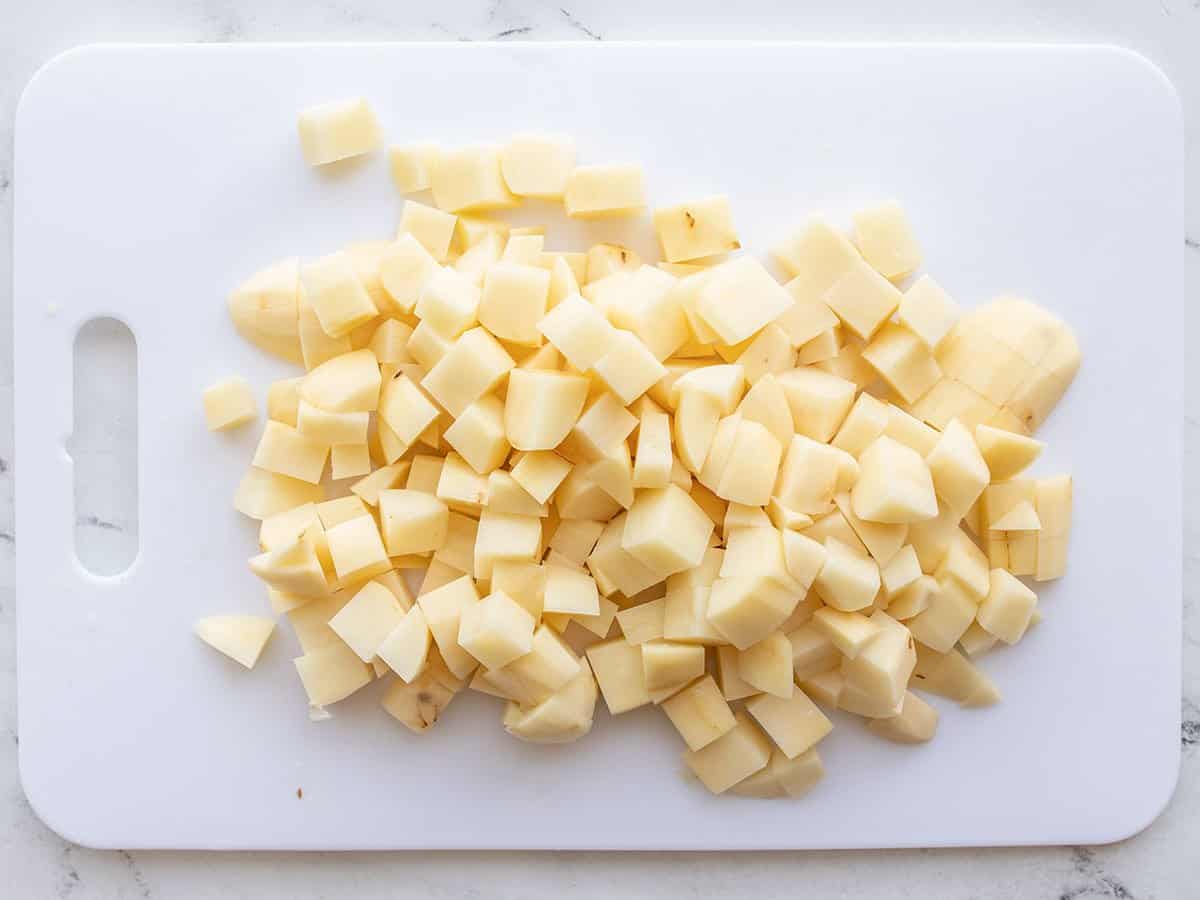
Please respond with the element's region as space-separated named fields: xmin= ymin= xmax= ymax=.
xmin=195 ymin=97 xmax=1078 ymax=798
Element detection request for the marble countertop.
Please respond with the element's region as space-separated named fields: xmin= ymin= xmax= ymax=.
xmin=1 ymin=1 xmax=1197 ymax=897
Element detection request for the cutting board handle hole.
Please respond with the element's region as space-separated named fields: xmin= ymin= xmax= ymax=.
xmin=71 ymin=318 xmax=139 ymax=577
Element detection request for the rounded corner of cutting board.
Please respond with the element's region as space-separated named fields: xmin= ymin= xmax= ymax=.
xmin=17 ymin=748 xmax=112 ymax=850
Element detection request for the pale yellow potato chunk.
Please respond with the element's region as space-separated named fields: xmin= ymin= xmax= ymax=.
xmin=194 ymin=615 xmax=275 ymax=669
xmin=297 ymin=98 xmax=380 ymax=166
xmin=621 ymin=484 xmax=715 ymax=577
xmin=641 ymin=640 xmax=705 ymax=692
xmin=978 ymin=568 xmax=1037 ymax=644
xmin=401 ymin=200 xmax=457 ymax=262
xmin=203 ymin=377 xmax=256 ymax=431
xmin=812 ymin=537 xmax=880 ymax=612
xmin=860 ymin=323 xmax=942 ymax=404
xmin=661 ymin=674 xmax=737 ymax=751
xmin=500 ymin=133 xmax=576 ymax=199
xmin=252 ymin=421 xmax=329 ymax=485
xmin=653 ymin=195 xmax=741 ymax=263
xmin=683 ymin=710 xmax=772 ymax=794
xmin=431 ymin=145 xmax=518 ymax=213
xmin=745 ymin=687 xmax=832 ymax=759
xmin=458 ymin=590 xmax=536 ymax=670
xmin=300 ymin=252 xmax=378 ymax=339
xmin=867 ymin=690 xmax=938 ymax=743
xmin=329 ymin=580 xmax=408 ymax=662
xmin=293 ymin=641 xmax=373 ymax=706
xmin=776 ymin=367 xmax=856 ymax=444
xmin=821 ymin=260 xmax=903 ymax=341
xmin=694 ymin=257 xmax=794 ymax=346
xmin=443 ymin=394 xmax=510 ymax=475
xmin=851 ymin=436 xmax=938 ymax=524
xmin=737 ymin=631 xmax=794 ymax=699
xmin=898 ymin=275 xmax=959 ymax=350
xmin=510 ymin=451 xmax=573 ymax=504
xmin=504 ymin=369 xmax=589 ymax=451
xmin=414 ymin=266 xmax=480 ymax=337
xmin=564 ymin=164 xmax=645 ymax=217
xmin=852 ymin=200 xmax=922 ymax=280
xmin=479 ymin=261 xmax=551 ymax=346
xmin=587 ymin=639 xmax=651 ymax=714
xmin=421 ymin=327 xmax=514 ymax=417
xmin=388 ymin=142 xmax=440 ymax=193
xmin=416 ymin=575 xmax=481 ymax=679
xmin=376 ymin=605 xmax=432 ymax=682
xmin=379 ymin=489 xmax=449 ymax=556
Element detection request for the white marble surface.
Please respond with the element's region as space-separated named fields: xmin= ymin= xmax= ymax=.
xmin=1 ymin=0 xmax=1198 ymax=897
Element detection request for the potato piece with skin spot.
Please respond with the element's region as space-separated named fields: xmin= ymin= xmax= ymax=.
xmin=694 ymin=257 xmax=795 ymax=346
xmin=684 ymin=710 xmax=773 ymax=794
xmin=776 ymin=367 xmax=856 ymax=443
xmin=194 ymin=615 xmax=275 ymax=669
xmin=587 ymin=638 xmax=651 ymax=714
xmin=564 ymin=164 xmax=645 ymax=218
xmin=852 ymin=201 xmax=922 ymax=280
xmin=867 ymin=690 xmax=938 ymax=743
xmin=381 ymin=653 xmax=464 ymax=733
xmin=852 ymin=436 xmax=938 ymax=525
xmin=504 ymin=369 xmax=589 ymax=451
xmin=653 ymin=195 xmax=741 ymax=263
xmin=436 ymin=455 xmax=488 ymax=517
xmin=738 ymin=631 xmax=794 ymax=698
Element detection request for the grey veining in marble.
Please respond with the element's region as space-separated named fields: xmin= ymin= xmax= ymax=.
xmin=1 ymin=0 xmax=1198 ymax=898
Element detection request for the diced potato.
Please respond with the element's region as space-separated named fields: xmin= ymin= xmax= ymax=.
xmin=730 ymin=747 xmax=824 ymax=799
xmin=421 ymin=326 xmax=514 ymax=417
xmin=683 ymin=710 xmax=773 ymax=794
xmin=587 ymin=638 xmax=651 ymax=714
xmin=851 ymin=436 xmax=938 ymax=524
xmin=479 ymin=261 xmax=551 ymax=346
xmin=867 ymin=690 xmax=938 ymax=743
xmin=811 ymin=606 xmax=880 ymax=658
xmin=621 ymin=485 xmax=715 ymax=577
xmin=504 ymin=369 xmax=589 ymax=450
xmin=663 ymin=547 xmax=726 ymax=645
xmin=978 ymin=568 xmax=1037 ymax=644
xmin=377 ymin=605 xmax=432 ymax=682
xmin=296 ymin=401 xmax=368 ymax=446
xmin=880 ymin=544 xmax=922 ymax=597
xmin=975 ymin=424 xmax=1044 ymax=481
xmin=821 ymin=260 xmax=903 ymax=341
xmin=745 ymin=687 xmax=832 ymax=758
xmin=510 ymin=450 xmax=572 ymax=504
xmin=297 ymin=98 xmax=380 ymax=166
xmin=500 ymin=133 xmax=576 ymax=199
xmin=458 ymin=590 xmax=536 ymax=669
xmin=653 ymin=195 xmax=740 ymax=263
xmin=400 ymin=200 xmax=457 ymax=262
xmin=906 ymin=576 xmax=977 ymax=653
xmin=833 ymin=493 xmax=907 ymax=567
xmin=315 ymin=495 xmax=368 ymax=529
xmin=840 ymin=611 xmax=915 ymax=710
xmin=812 ymin=537 xmax=880 ymax=612
xmin=330 ymin=443 xmax=371 ymax=479
xmin=252 ymin=421 xmax=329 ymax=485
xmin=504 ymin=661 xmax=598 ymax=744
xmin=1034 ymin=475 xmax=1072 ymax=581
xmin=389 ymin=142 xmax=439 ymax=193
xmin=860 ymin=323 xmax=941 ymax=404
xmin=564 ymin=164 xmax=645 ymax=217
xmin=193 ymin=615 xmax=275 ymax=668
xmin=772 ymin=218 xmax=861 ymax=297
xmin=378 ymin=489 xmax=449 ymax=556
xmin=294 ymin=641 xmax=373 ymax=706
xmin=537 ymin=293 xmax=618 ymax=370
xmin=800 ymin=668 xmax=844 ymax=708
xmin=935 ymin=529 xmax=991 ymax=599
xmin=444 ymin=394 xmax=510 ymax=475
xmin=431 ymin=145 xmax=518 ymax=213
xmin=926 ymin=418 xmax=990 ymax=518
xmin=911 ymin=644 xmax=999 ymax=706
xmin=325 ymin=514 xmax=390 ymax=583
xmin=777 ymin=367 xmax=856 ymax=443
xmin=852 ymin=200 xmax=922 ymax=280
xmin=203 ymin=377 xmax=256 ymax=431
xmin=641 ymin=640 xmax=705 ymax=692
xmin=556 ymin=468 xmax=623 ymax=523
xmin=615 ymin=596 xmax=667 ymax=645
xmin=959 ymin=620 xmax=999 ymax=657
xmin=592 ymin=330 xmax=668 ymax=405
xmin=329 ymin=580 xmax=408 ymax=662
xmin=737 ymin=631 xmax=794 ymax=698
xmin=381 ymin=653 xmax=465 ymax=732
xmin=437 ymin=456 xmax=489 ymax=518
xmin=228 ymin=258 xmax=303 ymax=364
xmin=474 ymin=509 xmax=541 ymax=580
xmin=661 ymin=675 xmax=736 ymax=750
xmin=714 ymin=419 xmax=782 ymax=507
xmin=379 ymin=235 xmax=438 ymax=314
xmin=414 ymin=266 xmax=480 ymax=337
xmin=543 ymin=563 xmax=601 ymax=616
xmin=897 ymin=275 xmax=959 ymax=350
xmin=300 ymin=252 xmax=378 ymax=339
xmin=694 ymin=257 xmax=794 ymax=346
xmin=416 ymin=575 xmax=482 ymax=679
xmin=787 ymin=623 xmax=839 ymax=681
xmin=707 ymin=575 xmax=801 ymax=651
xmin=265 ymin=377 xmax=303 ymax=427
xmin=485 ymin=471 xmax=548 ymax=517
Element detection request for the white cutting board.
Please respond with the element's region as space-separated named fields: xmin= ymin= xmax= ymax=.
xmin=14 ymin=42 xmax=1183 ymax=850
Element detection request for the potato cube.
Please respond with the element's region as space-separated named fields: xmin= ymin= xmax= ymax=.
xmin=301 ymin=348 xmax=382 ymax=414
xmin=436 ymin=457 xmax=489 ymax=519
xmin=400 ymin=200 xmax=457 ymax=262
xmin=328 ymin=580 xmax=408 ymax=662
xmin=504 ymin=369 xmax=588 ymax=451
xmin=193 ymin=615 xmax=275 ymax=669
xmin=821 ymin=260 xmax=903 ymax=341
xmin=663 ymin=547 xmax=725 ymax=645
xmin=880 ymin=544 xmax=922 ymax=598
xmin=975 ymin=424 xmax=1044 ymax=481
xmin=720 ymin=527 xmax=790 ymax=582
xmin=745 ymin=686 xmax=832 ymax=759
xmin=926 ymin=418 xmax=990 ymax=517
xmin=852 ymin=200 xmax=922 ymax=280
xmin=388 ymin=142 xmax=439 ymax=193
xmin=622 ymin=485 xmax=715 ymax=577
xmin=325 ymin=514 xmax=390 ymax=582
xmin=683 ymin=711 xmax=773 ymax=794
xmin=800 ymin=669 xmax=843 ymax=708
xmin=416 ymin=575 xmax=481 ymax=679
xmin=537 ymin=296 xmax=618 ymax=374
xmin=293 ymin=641 xmax=373 ymax=706
xmin=479 ymin=261 xmax=552 ymax=346
xmin=381 ymin=655 xmax=465 ymax=732
xmin=959 ymin=620 xmax=999 ymax=657
xmin=328 ymin=443 xmax=370 ymax=480
xmin=852 ymin=436 xmax=938 ymax=524
xmin=457 ymin=590 xmax=536 ymax=669
xmin=787 ymin=622 xmax=839 ymax=681
xmin=421 ymin=327 xmax=514 ymax=417
xmin=300 ymin=252 xmax=378 ymax=339
xmin=978 ymin=568 xmax=1037 ymax=644
xmin=707 ymin=576 xmax=801 ymax=650
xmin=298 ymin=291 xmax=352 ymax=370
xmin=587 ymin=638 xmax=651 ymax=714
xmin=906 ymin=576 xmax=977 ymax=653
xmin=483 ymin=471 xmax=546 ymax=517
xmin=376 ymin=605 xmax=432 ymax=682
xmin=694 ymin=257 xmax=794 ymax=346
xmin=500 ymin=133 xmax=576 ymax=199
xmin=867 ymin=690 xmax=938 ymax=743
xmin=265 ymin=377 xmax=302 ymax=427
xmin=543 ymin=563 xmax=601 ymax=616
xmin=714 ymin=418 xmax=782 ymax=506
xmin=812 ymin=537 xmax=880 ymax=612
xmin=510 ymin=451 xmax=572 ymax=504
xmin=203 ymin=377 xmax=256 ymax=431
xmin=564 ymin=164 xmax=645 ymax=217
xmin=641 ymin=640 xmax=705 ymax=692
xmin=474 ymin=510 xmax=541 ymax=581
xmin=252 ymin=421 xmax=329 ymax=485
xmin=1034 ymin=475 xmax=1072 ymax=582
xmin=431 ymin=145 xmax=517 ymax=213
xmin=777 ymin=367 xmax=856 ymax=444
xmin=378 ymin=489 xmax=449 ymax=557
xmin=592 ymin=330 xmax=668 ymax=405
xmin=661 ymin=675 xmax=736 ymax=751
xmin=772 ymin=434 xmax=839 ymax=515
xmin=379 ymin=234 xmax=438 ymax=314
xmin=296 ymin=402 xmax=368 ymax=446
xmin=415 ymin=266 xmax=480 ymax=337
xmin=861 ymin=323 xmax=941 ymax=404
xmin=829 ymin=393 xmax=886 ymax=458
xmin=491 ymin=624 xmax=580 ymax=702
xmin=503 ymin=661 xmax=598 ymax=744
xmin=832 ymin=493 xmax=906 ymax=567
xmin=731 ymin=747 xmax=825 ymax=798
xmin=772 ymin=218 xmax=861 ymax=296
xmin=556 ymin=468 xmax=623 ymax=523
xmin=631 ymin=407 xmax=672 ymax=489
xmin=841 ymin=611 xmax=915 ymax=708
xmin=653 ymin=195 xmax=740 ymax=263
xmin=781 ymin=531 xmax=828 ymax=591
xmin=615 ymin=596 xmax=667 ymax=644
xmin=737 ymin=631 xmax=794 ymax=699
xmin=443 ymin=394 xmax=510 ymax=475
xmin=296 ymin=98 xmax=380 ymax=166
xmin=897 ymin=275 xmax=959 ymax=350
xmin=811 ymin=606 xmax=880 ymax=658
